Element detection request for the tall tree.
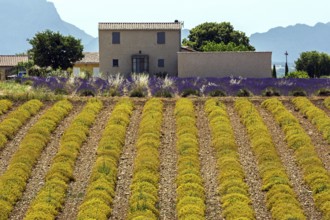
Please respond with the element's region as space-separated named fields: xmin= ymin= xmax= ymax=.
xmin=272 ymin=64 xmax=277 ymax=78
xmin=295 ymin=51 xmax=330 ymax=78
xmin=285 ymin=63 xmax=289 ymax=76
xmin=28 ymin=30 xmax=84 ymax=70
xmin=183 ymin=22 xmax=255 ymax=51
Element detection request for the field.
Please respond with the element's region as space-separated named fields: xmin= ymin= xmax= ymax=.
xmin=0 ymin=96 xmax=330 ymax=219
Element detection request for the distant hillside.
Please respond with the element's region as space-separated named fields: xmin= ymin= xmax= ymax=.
xmin=250 ymin=22 xmax=330 ymax=62
xmin=0 ymin=0 xmax=98 ymax=54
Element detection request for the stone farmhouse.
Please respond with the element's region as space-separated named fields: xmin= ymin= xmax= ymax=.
xmin=99 ymin=21 xmax=272 ymax=78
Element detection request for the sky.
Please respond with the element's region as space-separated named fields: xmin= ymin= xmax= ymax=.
xmin=49 ymin=0 xmax=330 ymax=38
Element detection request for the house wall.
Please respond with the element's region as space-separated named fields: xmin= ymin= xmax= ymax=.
xmin=178 ymin=52 xmax=272 ymax=78
xmin=99 ymin=29 xmax=181 ymax=76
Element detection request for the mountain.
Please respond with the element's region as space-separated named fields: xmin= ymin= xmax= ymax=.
xmin=250 ymin=22 xmax=330 ymax=62
xmin=0 ymin=0 xmax=98 ymax=54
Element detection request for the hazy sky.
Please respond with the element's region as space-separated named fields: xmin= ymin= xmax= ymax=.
xmin=50 ymin=0 xmax=330 ymax=37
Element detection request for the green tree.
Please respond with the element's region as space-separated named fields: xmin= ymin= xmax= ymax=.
xmin=295 ymin=51 xmax=330 ymax=78
xmin=285 ymin=70 xmax=309 ymax=78
xmin=28 ymin=30 xmax=84 ymax=70
xmin=272 ymin=64 xmax=277 ymax=78
xmin=285 ymin=63 xmax=289 ymax=77
xmin=183 ymin=22 xmax=255 ymax=51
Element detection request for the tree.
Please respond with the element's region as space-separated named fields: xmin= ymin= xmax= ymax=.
xmin=183 ymin=22 xmax=255 ymax=51
xmin=272 ymin=65 xmax=277 ymax=78
xmin=295 ymin=51 xmax=330 ymax=78
xmin=28 ymin=30 xmax=84 ymax=70
xmin=285 ymin=63 xmax=289 ymax=77
xmin=285 ymin=70 xmax=309 ymax=78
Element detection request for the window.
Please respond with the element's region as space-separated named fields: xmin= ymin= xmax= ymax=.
xmin=157 ymin=32 xmax=165 ymax=44
xmin=112 ymin=32 xmax=120 ymax=44
xmin=113 ymin=59 xmax=119 ymax=67
xmin=158 ymin=59 xmax=164 ymax=67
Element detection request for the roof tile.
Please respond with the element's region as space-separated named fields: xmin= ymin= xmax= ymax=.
xmin=0 ymin=55 xmax=29 ymax=67
xmin=99 ymin=22 xmax=182 ymax=30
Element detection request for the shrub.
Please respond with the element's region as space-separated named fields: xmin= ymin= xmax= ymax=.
xmin=208 ymin=89 xmax=226 ymax=97
xmin=316 ymin=88 xmax=330 ymax=96
xmin=237 ymin=88 xmax=253 ymax=97
xmin=285 ymin=70 xmax=310 ymax=78
xmin=262 ymin=87 xmax=281 ymax=97
xmin=181 ymin=89 xmax=200 ymax=97
xmin=289 ymin=88 xmax=307 ymax=96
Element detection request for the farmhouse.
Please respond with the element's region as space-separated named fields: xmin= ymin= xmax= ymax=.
xmin=73 ymin=52 xmax=100 ymax=77
xmin=99 ymin=21 xmax=272 ymax=78
xmin=0 ymin=55 xmax=28 ymax=80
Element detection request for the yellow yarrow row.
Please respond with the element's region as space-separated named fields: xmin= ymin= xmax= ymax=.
xmin=0 ymin=100 xmax=72 ymax=219
xmin=175 ymin=98 xmax=206 ymax=220
xmin=25 ymin=98 xmax=103 ymax=219
xmin=235 ymin=98 xmax=306 ymax=220
xmin=292 ymin=97 xmax=330 ymax=143
xmin=77 ymin=98 xmax=134 ymax=220
xmin=323 ymin=97 xmax=330 ymax=109
xmin=0 ymin=99 xmax=43 ymax=150
xmin=262 ymin=98 xmax=330 ymax=219
xmin=127 ymin=98 xmax=163 ymax=220
xmin=205 ymin=98 xmax=255 ymax=220
xmin=0 ymin=99 xmax=12 ymax=115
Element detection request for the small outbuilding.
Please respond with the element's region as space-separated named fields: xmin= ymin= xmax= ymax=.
xmin=0 ymin=55 xmax=28 ymax=80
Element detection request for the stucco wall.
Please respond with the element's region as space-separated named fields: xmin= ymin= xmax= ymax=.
xmin=178 ymin=52 xmax=272 ymax=78
xmin=99 ymin=30 xmax=181 ymax=76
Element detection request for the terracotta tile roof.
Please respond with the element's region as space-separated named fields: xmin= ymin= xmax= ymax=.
xmin=0 ymin=55 xmax=29 ymax=67
xmin=75 ymin=52 xmax=99 ymax=64
xmin=99 ymin=22 xmax=182 ymax=30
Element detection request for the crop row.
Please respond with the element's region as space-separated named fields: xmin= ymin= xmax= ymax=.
xmin=0 ymin=99 xmax=12 ymax=115
xmin=0 ymin=99 xmax=43 ymax=150
xmin=174 ymin=98 xmax=205 ymax=219
xmin=0 ymin=100 xmax=72 ymax=219
xmin=262 ymin=98 xmax=330 ymax=219
xmin=323 ymin=97 xmax=330 ymax=110
xmin=235 ymin=98 xmax=305 ymax=219
xmin=127 ymin=98 xmax=163 ymax=219
xmin=77 ymin=98 xmax=134 ymax=219
xmin=291 ymin=97 xmax=330 ymax=143
xmin=25 ymin=99 xmax=103 ymax=219
xmin=204 ymin=98 xmax=255 ymax=219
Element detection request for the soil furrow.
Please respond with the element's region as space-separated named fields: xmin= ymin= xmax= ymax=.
xmin=57 ymin=101 xmax=114 ymax=220
xmin=9 ymin=102 xmax=85 ymax=220
xmin=284 ymin=101 xmax=330 ymax=172
xmin=158 ymin=101 xmax=177 ymax=220
xmin=256 ymin=102 xmax=322 ymax=220
xmin=0 ymin=101 xmax=21 ymax=123
xmin=109 ymin=103 xmax=143 ymax=220
xmin=195 ymin=101 xmax=223 ymax=220
xmin=311 ymin=99 xmax=330 ymax=116
xmin=0 ymin=103 xmax=51 ymax=176
xmin=226 ymin=103 xmax=272 ymax=220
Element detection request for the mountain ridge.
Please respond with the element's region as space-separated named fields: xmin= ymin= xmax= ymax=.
xmin=250 ymin=22 xmax=330 ymax=62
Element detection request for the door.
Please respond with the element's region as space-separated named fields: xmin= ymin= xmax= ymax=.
xmin=132 ymin=55 xmax=149 ymax=73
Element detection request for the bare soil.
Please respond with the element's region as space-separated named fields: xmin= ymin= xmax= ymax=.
xmin=158 ymin=101 xmax=178 ymax=220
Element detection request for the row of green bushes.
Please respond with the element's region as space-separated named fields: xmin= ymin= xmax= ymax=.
xmin=24 ymin=99 xmax=103 ymax=219
xmin=0 ymin=100 xmax=72 ymax=219
xmin=204 ymin=98 xmax=255 ymax=219
xmin=174 ymin=98 xmax=206 ymax=219
xmin=0 ymin=99 xmax=43 ymax=150
xmin=262 ymin=98 xmax=330 ymax=219
xmin=127 ymin=98 xmax=163 ymax=219
xmin=235 ymin=98 xmax=306 ymax=219
xmin=292 ymin=97 xmax=330 ymax=143
xmin=0 ymin=99 xmax=12 ymax=115
xmin=77 ymin=98 xmax=134 ymax=219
